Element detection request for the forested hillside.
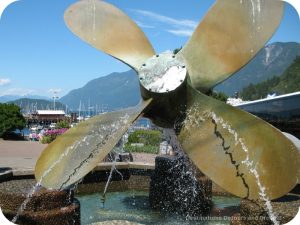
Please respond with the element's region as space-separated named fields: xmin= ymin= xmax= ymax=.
xmin=240 ymin=57 xmax=300 ymax=100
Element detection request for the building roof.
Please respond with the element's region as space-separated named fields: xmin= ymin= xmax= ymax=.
xmin=36 ymin=110 xmax=65 ymax=115
xmin=235 ymin=91 xmax=300 ymax=107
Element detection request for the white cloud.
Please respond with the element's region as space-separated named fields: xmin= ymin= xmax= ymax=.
xmin=135 ymin=20 xmax=155 ymax=29
xmin=161 ymin=50 xmax=173 ymax=54
xmin=133 ymin=9 xmax=197 ymax=28
xmin=0 ymin=88 xmax=36 ymax=96
xmin=48 ymin=88 xmax=62 ymax=94
xmin=131 ymin=9 xmax=197 ymax=37
xmin=167 ymin=29 xmax=194 ymax=37
xmin=0 ymin=78 xmax=11 ymax=86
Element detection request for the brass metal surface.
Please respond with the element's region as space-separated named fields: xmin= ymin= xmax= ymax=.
xmin=178 ymin=87 xmax=299 ymax=200
xmin=35 ymin=100 xmax=152 ymax=190
xmin=64 ymin=0 xmax=155 ymax=71
xmin=178 ymin=0 xmax=284 ymax=92
xmin=41 ymin=0 xmax=299 ymax=201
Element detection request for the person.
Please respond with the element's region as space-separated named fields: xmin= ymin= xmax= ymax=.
xmin=29 ymin=133 xmax=33 ymax=141
xmin=32 ymin=132 xmax=38 ymax=141
xmin=38 ymin=132 xmax=43 ymax=142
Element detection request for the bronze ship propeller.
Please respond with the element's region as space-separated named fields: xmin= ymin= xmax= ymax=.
xmin=35 ymin=0 xmax=300 ymax=200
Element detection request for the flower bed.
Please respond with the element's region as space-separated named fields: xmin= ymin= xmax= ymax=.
xmin=41 ymin=128 xmax=68 ymax=144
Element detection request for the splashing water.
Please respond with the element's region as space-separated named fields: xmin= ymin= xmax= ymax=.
xmin=11 ymin=135 xmax=85 ymax=223
xmin=164 ymin=128 xmax=201 ymax=199
xmin=158 ymin=128 xmax=211 ymax=217
xmin=101 ymin=152 xmax=124 ymax=207
xmin=11 ymin=145 xmax=76 ymax=223
xmin=11 ymin=112 xmax=132 ymax=223
xmin=208 ymin=111 xmax=279 ymax=225
xmin=57 ymin=113 xmax=131 ymax=189
xmin=11 ymin=148 xmax=75 ymax=223
xmin=11 ymin=183 xmax=41 ymax=223
xmin=183 ymin=105 xmax=279 ymax=225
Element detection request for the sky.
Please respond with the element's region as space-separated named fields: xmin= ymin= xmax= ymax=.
xmin=0 ymin=0 xmax=299 ymax=98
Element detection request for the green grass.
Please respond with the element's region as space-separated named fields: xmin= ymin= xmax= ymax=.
xmin=124 ymin=145 xmax=159 ymax=154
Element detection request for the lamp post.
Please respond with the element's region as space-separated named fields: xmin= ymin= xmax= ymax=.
xmin=52 ymin=91 xmax=59 ymax=110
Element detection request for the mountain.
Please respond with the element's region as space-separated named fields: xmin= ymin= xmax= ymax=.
xmin=0 ymin=95 xmax=50 ymax=103
xmin=240 ymin=56 xmax=300 ymax=100
xmin=215 ymin=42 xmax=300 ymax=95
xmin=59 ymin=42 xmax=300 ymax=110
xmin=8 ymin=98 xmax=66 ymax=112
xmin=60 ymin=70 xmax=141 ymax=111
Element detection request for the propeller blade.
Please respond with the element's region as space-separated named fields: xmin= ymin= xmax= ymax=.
xmin=178 ymin=0 xmax=284 ymax=91
xmin=178 ymin=87 xmax=299 ymax=200
xmin=35 ymin=100 xmax=152 ymax=190
xmin=64 ymin=0 xmax=155 ymax=71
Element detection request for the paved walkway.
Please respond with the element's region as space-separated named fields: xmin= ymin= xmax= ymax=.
xmin=0 ymin=139 xmax=46 ymax=170
xmin=0 ymin=139 xmax=156 ymax=171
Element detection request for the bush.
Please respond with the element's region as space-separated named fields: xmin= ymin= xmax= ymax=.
xmin=40 ymin=135 xmax=54 ymax=144
xmin=0 ymin=103 xmax=26 ymax=137
xmin=125 ymin=130 xmax=162 ymax=154
xmin=41 ymin=128 xmax=68 ymax=144
xmin=56 ymin=120 xmax=71 ymax=129
xmin=127 ymin=130 xmax=162 ymax=146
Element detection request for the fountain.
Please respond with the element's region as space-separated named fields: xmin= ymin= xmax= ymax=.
xmin=0 ymin=179 xmax=80 ymax=224
xmin=149 ymin=129 xmax=212 ymax=217
xmin=1 ymin=0 xmax=300 ymax=224
xmin=149 ymin=154 xmax=212 ymax=216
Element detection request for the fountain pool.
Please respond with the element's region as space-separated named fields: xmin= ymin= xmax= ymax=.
xmin=77 ymin=190 xmax=241 ymax=225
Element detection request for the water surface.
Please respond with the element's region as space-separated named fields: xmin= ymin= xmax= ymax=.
xmin=77 ymin=191 xmax=240 ymax=225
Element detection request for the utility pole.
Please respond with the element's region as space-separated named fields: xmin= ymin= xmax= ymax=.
xmin=52 ymin=91 xmax=59 ymax=110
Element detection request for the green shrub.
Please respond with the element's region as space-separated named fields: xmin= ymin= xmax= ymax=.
xmin=56 ymin=119 xmax=70 ymax=129
xmin=127 ymin=130 xmax=162 ymax=146
xmin=40 ymin=135 xmax=54 ymax=144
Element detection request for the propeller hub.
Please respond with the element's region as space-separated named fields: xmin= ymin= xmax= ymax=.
xmin=138 ymin=53 xmax=188 ymax=127
xmin=139 ymin=53 xmax=187 ymax=94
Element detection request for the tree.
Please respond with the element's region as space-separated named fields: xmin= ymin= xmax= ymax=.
xmin=240 ymin=56 xmax=300 ymax=100
xmin=0 ymin=103 xmax=26 ymax=137
xmin=207 ymin=91 xmax=228 ymax=102
xmin=173 ymin=47 xmax=182 ymax=54
xmin=56 ymin=119 xmax=71 ymax=129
